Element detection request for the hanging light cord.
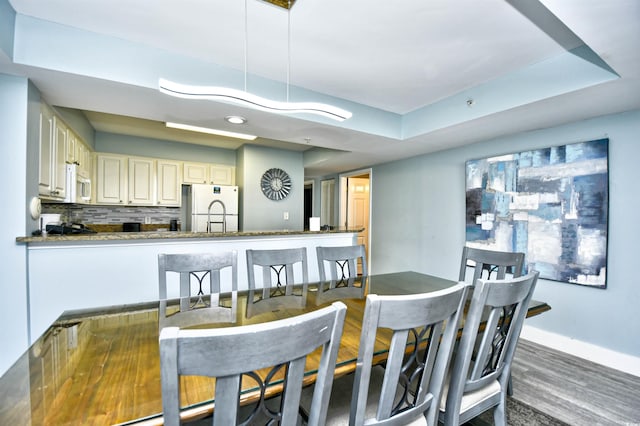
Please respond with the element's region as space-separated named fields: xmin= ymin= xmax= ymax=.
xmin=159 ymin=0 xmax=352 ymax=121
xmin=244 ymin=0 xmax=248 ymax=92
xmin=287 ymin=0 xmax=291 ymax=102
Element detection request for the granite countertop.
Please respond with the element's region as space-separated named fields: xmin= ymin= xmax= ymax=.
xmin=16 ymin=228 xmax=364 ymax=244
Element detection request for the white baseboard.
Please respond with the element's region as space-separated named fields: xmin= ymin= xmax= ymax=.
xmin=521 ymin=325 xmax=640 ymax=378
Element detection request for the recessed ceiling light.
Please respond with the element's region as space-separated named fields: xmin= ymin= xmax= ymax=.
xmin=166 ymin=122 xmax=257 ymax=141
xmin=225 ymin=115 xmax=247 ymax=125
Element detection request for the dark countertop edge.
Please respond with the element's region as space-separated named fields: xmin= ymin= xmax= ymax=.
xmin=16 ymin=228 xmax=364 ymax=245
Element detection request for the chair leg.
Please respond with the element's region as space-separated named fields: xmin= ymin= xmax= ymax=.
xmin=298 ymin=404 xmax=309 ymax=424
xmin=493 ymin=396 xmax=507 ymax=426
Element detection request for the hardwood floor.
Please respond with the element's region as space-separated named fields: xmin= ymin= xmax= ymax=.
xmin=511 ymin=339 xmax=640 ymax=425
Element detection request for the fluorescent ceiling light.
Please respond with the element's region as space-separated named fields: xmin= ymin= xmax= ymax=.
xmin=159 ymin=79 xmax=352 ymax=122
xmin=165 ymin=122 xmax=257 ymax=140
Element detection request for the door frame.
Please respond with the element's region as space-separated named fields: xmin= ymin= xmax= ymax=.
xmin=339 ymin=168 xmax=372 ymax=273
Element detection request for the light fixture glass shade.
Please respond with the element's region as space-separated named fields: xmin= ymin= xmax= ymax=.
xmin=159 ymin=78 xmax=352 ymax=122
xmin=165 ymin=122 xmax=257 ymax=140
xmin=225 ymin=115 xmax=247 ymax=124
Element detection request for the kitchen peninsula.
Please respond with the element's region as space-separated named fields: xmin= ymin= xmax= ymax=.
xmin=17 ymin=228 xmax=362 ymax=343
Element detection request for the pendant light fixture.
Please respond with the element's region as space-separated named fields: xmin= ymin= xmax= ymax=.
xmin=158 ymin=0 xmax=352 ymax=122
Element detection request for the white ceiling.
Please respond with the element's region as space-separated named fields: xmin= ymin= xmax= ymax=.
xmin=3 ymin=0 xmax=639 ymax=177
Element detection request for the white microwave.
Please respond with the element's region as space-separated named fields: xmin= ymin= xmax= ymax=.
xmin=65 ymin=164 xmax=92 ymax=203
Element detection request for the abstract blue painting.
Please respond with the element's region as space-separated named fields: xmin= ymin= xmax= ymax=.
xmin=465 ymin=139 xmax=608 ymax=288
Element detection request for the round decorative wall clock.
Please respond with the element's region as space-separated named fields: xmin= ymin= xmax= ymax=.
xmin=260 ymin=168 xmax=292 ymax=200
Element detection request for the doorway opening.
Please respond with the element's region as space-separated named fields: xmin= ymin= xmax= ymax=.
xmin=303 ymin=180 xmax=314 ymax=230
xmin=339 ymin=169 xmax=372 ymax=274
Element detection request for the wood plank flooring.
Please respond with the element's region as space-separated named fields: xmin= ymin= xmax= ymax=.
xmin=511 ymin=339 xmax=640 ymax=425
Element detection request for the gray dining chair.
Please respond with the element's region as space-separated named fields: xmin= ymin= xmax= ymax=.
xmin=458 ymin=246 xmax=525 ymax=397
xmin=245 ymin=247 xmax=309 ymax=317
xmin=315 ymin=245 xmax=368 ymax=304
xmin=317 ymin=283 xmax=469 ymax=426
xmin=439 ymin=271 xmax=539 ymax=425
xmin=159 ymin=301 xmax=347 ymax=426
xmin=459 ymin=246 xmax=525 ymax=284
xmin=158 ymin=251 xmax=237 ymax=330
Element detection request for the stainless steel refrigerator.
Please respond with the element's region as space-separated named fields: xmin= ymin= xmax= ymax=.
xmin=183 ymin=184 xmax=239 ymax=232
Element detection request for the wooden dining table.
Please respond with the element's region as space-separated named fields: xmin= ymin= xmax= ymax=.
xmin=0 ymin=271 xmax=550 ymax=425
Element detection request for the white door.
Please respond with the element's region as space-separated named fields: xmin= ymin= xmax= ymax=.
xmin=347 ymin=176 xmax=370 ymax=274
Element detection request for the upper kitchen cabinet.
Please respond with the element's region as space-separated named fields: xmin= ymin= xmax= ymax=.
xmin=96 ymin=153 xmax=127 ymax=205
xmin=157 ymin=160 xmax=182 ymax=206
xmin=38 ymin=104 xmax=54 ymax=197
xmin=210 ymin=164 xmax=236 ymax=185
xmin=66 ymin=128 xmax=77 ymax=165
xmin=68 ymin=128 xmax=93 ymax=178
xmin=94 ymin=155 xmax=234 ymax=206
xmin=182 ymin=162 xmax=209 ymax=184
xmin=128 ymin=157 xmax=155 ymax=206
xmin=75 ymin=140 xmax=93 ymax=178
xmin=183 ymin=162 xmax=235 ymax=185
xmin=38 ymin=104 xmax=67 ymax=200
xmin=96 ymin=154 xmax=158 ymax=206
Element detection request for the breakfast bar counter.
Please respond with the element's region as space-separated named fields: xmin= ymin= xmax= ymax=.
xmin=17 ymin=228 xmax=363 ymax=344
xmin=16 ymin=227 xmax=363 ymax=244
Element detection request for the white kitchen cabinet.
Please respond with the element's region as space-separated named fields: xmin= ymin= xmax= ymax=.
xmin=39 ymin=102 xmax=96 ymax=201
xmin=157 ymin=160 xmax=182 ymax=206
xmin=128 ymin=157 xmax=155 ymax=205
xmin=94 ymin=156 xmax=234 ymax=205
xmin=75 ymin=140 xmax=92 ymax=178
xmin=183 ymin=162 xmax=209 ymax=184
xmin=38 ymin=105 xmax=68 ymax=200
xmin=38 ymin=103 xmax=54 ymax=197
xmin=96 ymin=154 xmax=127 ymax=204
xmin=52 ymin=116 xmax=67 ymax=199
xmin=52 ymin=118 xmax=68 ymax=200
xmin=210 ymin=164 xmax=235 ymax=185
xmin=66 ymin=129 xmax=77 ymax=164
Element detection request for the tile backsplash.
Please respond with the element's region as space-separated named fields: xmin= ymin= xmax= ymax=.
xmin=42 ymin=204 xmax=181 ymax=225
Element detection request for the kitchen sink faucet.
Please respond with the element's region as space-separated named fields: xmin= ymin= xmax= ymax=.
xmin=206 ymin=200 xmax=227 ymax=233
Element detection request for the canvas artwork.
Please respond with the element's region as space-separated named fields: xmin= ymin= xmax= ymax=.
xmin=465 ymin=138 xmax=609 ymax=288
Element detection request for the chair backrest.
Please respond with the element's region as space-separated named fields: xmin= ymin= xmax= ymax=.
xmin=459 ymin=246 xmax=525 ymax=284
xmin=315 ymin=245 xmax=368 ymax=304
xmin=441 ymin=271 xmax=539 ymax=425
xmin=350 ymin=283 xmax=470 ymax=426
xmin=317 ymin=244 xmax=368 ymax=282
xmin=245 ymin=248 xmax=309 ymax=317
xmin=158 ymin=251 xmax=237 ymax=330
xmin=159 ymin=301 xmax=347 ymax=426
